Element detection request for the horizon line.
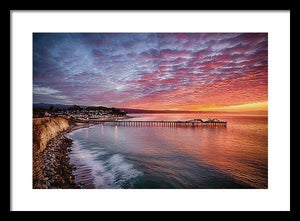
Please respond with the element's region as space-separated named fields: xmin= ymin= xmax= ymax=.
xmin=33 ymin=102 xmax=268 ymax=114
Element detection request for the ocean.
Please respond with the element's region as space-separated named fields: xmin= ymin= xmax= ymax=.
xmin=67 ymin=113 xmax=268 ymax=189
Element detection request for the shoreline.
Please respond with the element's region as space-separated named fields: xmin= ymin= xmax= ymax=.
xmin=33 ymin=133 xmax=80 ymax=188
xmin=33 ymin=114 xmax=227 ymax=189
xmin=33 ymin=116 xmax=130 ymax=189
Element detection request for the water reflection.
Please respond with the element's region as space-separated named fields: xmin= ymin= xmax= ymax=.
xmin=69 ymin=114 xmax=267 ymax=188
xmin=126 ymin=114 xmax=267 ymax=188
xmin=114 ymin=125 xmax=118 ymax=140
xmin=85 ymin=127 xmax=89 ymax=139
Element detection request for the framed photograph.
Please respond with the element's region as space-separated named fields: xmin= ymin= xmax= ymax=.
xmin=11 ymin=10 xmax=291 ymax=211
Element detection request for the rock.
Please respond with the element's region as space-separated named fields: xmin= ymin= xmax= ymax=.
xmin=33 ymin=129 xmax=80 ymax=189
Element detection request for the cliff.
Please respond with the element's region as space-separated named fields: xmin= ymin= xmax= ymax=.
xmin=33 ymin=117 xmax=69 ymax=153
xmin=33 ymin=117 xmax=79 ymax=188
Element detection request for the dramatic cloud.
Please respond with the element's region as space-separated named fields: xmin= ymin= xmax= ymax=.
xmin=33 ymin=33 xmax=268 ymax=111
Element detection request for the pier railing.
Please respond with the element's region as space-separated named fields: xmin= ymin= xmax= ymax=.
xmin=101 ymin=120 xmax=227 ymax=127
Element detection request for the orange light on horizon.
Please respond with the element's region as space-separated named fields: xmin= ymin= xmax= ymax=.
xmin=119 ymin=101 xmax=268 ymax=114
xmin=196 ymin=101 xmax=268 ymax=112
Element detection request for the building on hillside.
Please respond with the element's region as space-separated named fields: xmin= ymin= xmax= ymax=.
xmin=44 ymin=112 xmax=51 ymax=117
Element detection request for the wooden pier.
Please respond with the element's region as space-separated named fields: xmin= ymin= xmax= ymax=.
xmin=101 ymin=120 xmax=227 ymax=127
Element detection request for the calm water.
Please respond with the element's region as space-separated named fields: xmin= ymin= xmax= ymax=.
xmin=67 ymin=114 xmax=268 ymax=189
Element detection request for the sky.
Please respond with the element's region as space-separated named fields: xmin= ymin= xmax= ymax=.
xmin=33 ymin=33 xmax=268 ymax=112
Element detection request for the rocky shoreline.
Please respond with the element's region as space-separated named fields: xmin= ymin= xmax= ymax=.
xmin=33 ymin=121 xmax=103 ymax=188
xmin=33 ymin=116 xmax=130 ymax=189
xmin=33 ymin=133 xmax=80 ymax=189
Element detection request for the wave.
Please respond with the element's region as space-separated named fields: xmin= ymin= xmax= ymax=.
xmin=69 ymin=140 xmax=142 ymax=188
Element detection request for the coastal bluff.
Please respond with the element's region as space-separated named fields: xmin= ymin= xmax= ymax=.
xmin=33 ymin=117 xmax=69 ymax=153
xmin=33 ymin=117 xmax=79 ymax=188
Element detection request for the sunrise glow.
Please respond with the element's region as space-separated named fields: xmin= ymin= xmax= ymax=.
xmin=33 ymin=33 xmax=268 ymax=113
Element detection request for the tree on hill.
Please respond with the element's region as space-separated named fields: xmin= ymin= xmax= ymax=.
xmin=68 ymin=105 xmax=82 ymax=110
xmin=86 ymin=106 xmax=108 ymax=111
xmin=111 ymin=107 xmax=126 ymax=116
xmin=49 ymin=105 xmax=54 ymax=112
